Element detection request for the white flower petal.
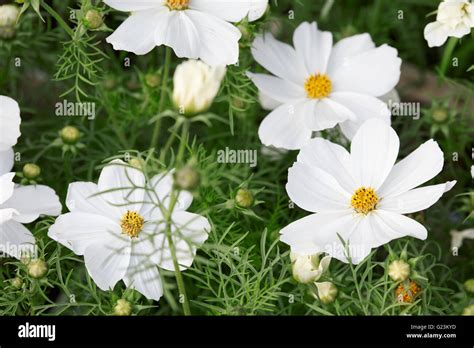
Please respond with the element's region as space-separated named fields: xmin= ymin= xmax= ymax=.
xmin=305 ymin=98 xmax=355 ymax=131
xmin=293 ymin=21 xmax=333 ymax=74
xmin=106 ymin=9 xmax=166 ymax=55
xmin=152 ymin=211 xmax=210 ymax=271
xmin=327 ymin=33 xmax=375 ymax=75
xmin=297 ymin=137 xmax=356 ymax=193
xmin=331 ymin=45 xmax=401 ymax=97
xmin=0 ymin=148 xmax=14 ymax=176
xmin=158 ymin=11 xmax=201 ymax=60
xmin=258 ymin=102 xmax=313 ymax=150
xmin=286 ymin=161 xmax=351 ymax=213
xmin=350 ymin=119 xmax=399 ymax=189
xmin=246 ymin=72 xmax=306 ymax=103
xmin=97 ymin=160 xmax=146 ymax=212
xmin=185 ymin=10 xmax=241 ymax=66
xmin=424 ymin=21 xmax=450 ymax=47
xmin=0 ymin=220 xmax=35 ymax=260
xmin=66 ymin=182 xmax=121 ymax=220
xmin=123 ymin=239 xmax=163 ymax=301
xmin=378 ymin=181 xmax=456 ymax=214
xmin=450 ymin=228 xmax=474 ymax=250
xmin=258 ymin=91 xmax=282 ymax=111
xmin=48 ymin=212 xmax=123 ymax=255
xmin=2 ymin=185 xmax=61 ymax=224
xmin=103 ymin=0 xmax=163 ymax=11
xmin=378 ymin=139 xmax=444 ymax=197
xmin=251 ymin=33 xmax=307 ymax=85
xmin=280 ymin=210 xmax=358 ymax=259
xmin=84 ymin=237 xmax=131 ymax=291
xmin=0 ymin=172 xmax=15 ymax=205
xmin=0 ymin=96 xmax=21 ymax=151
xmin=332 ymin=92 xmax=391 ymax=140
xmin=370 ymin=210 xmax=428 ymax=247
xmin=0 ymin=208 xmax=18 ymax=225
xmin=190 ymin=0 xmax=268 ymax=22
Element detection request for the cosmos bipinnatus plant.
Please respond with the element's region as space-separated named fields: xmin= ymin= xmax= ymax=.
xmin=0 ymin=0 xmax=472 ymax=321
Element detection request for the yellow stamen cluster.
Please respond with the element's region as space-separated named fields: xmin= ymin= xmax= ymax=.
xmin=304 ymin=74 xmax=332 ymax=99
xmin=395 ymin=280 xmax=421 ymax=303
xmin=351 ymin=187 xmax=378 ymax=215
xmin=166 ymin=0 xmax=189 ymax=10
xmin=120 ymin=211 xmax=144 ymax=238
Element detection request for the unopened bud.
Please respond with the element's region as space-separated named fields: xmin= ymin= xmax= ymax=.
xmin=28 ymin=259 xmax=48 ymax=279
xmin=114 ymin=299 xmax=132 ymax=316
xmin=60 ymin=126 xmax=81 ymax=145
xmin=235 ymin=188 xmax=253 ymax=208
xmin=22 ymin=163 xmax=41 ymax=180
xmin=174 ymin=166 xmax=200 ymax=191
xmin=388 ymin=260 xmax=410 ymax=282
xmin=84 ymin=10 xmax=103 ymax=30
xmin=314 ymin=282 xmax=338 ymax=304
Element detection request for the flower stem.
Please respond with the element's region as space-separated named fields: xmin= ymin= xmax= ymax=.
xmin=150 ymin=47 xmax=172 ymax=150
xmin=41 ymin=2 xmax=75 ymax=38
xmin=439 ymin=37 xmax=458 ymax=76
xmin=176 ymin=120 xmax=190 ymax=165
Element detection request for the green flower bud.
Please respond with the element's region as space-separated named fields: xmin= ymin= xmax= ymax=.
xmin=22 ymin=163 xmax=41 ymax=180
xmin=11 ymin=277 xmax=23 ymax=289
xmin=0 ymin=4 xmax=20 ymax=27
xmin=114 ymin=299 xmax=132 ymax=316
xmin=174 ymin=166 xmax=200 ymax=191
xmin=462 ymin=304 xmax=474 ymax=316
xmin=464 ymin=279 xmax=474 ymax=294
xmin=128 ymin=158 xmax=143 ymax=170
xmin=432 ymin=108 xmax=448 ymax=123
xmin=388 ymin=259 xmax=410 ymax=282
xmin=145 ymin=72 xmax=161 ymax=88
xmin=60 ymin=126 xmax=81 ymax=145
xmin=235 ymin=188 xmax=253 ymax=208
xmin=28 ymin=259 xmax=48 ymax=279
xmin=84 ymin=9 xmax=103 ymax=30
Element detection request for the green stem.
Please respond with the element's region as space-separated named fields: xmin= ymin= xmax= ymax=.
xmin=159 ymin=122 xmax=180 ymax=163
xmin=41 ymin=1 xmax=75 ymax=38
xmin=349 ymin=262 xmax=369 ymax=315
xmin=164 ymin=192 xmax=191 ymax=315
xmin=439 ymin=37 xmax=458 ymax=76
xmin=150 ymin=47 xmax=172 ymax=149
xmin=176 ymin=120 xmax=190 ymax=165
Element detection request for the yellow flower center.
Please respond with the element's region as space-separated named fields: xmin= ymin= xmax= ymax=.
xmin=120 ymin=211 xmax=144 ymax=238
xmin=304 ymin=74 xmax=332 ymax=99
xmin=351 ymin=187 xmax=378 ymax=215
xmin=166 ymin=0 xmax=189 ymax=10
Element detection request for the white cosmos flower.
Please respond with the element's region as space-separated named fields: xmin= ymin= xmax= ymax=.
xmin=104 ymin=0 xmax=268 ymax=66
xmin=0 ymin=96 xmax=61 ymax=259
xmin=424 ymin=0 xmax=474 ymax=48
xmin=172 ymin=59 xmax=226 ymax=115
xmin=450 ymin=228 xmax=474 ymax=250
xmin=48 ymin=160 xmax=210 ymax=301
xmin=280 ymin=119 xmax=456 ymax=264
xmin=247 ymin=21 xmax=402 ymax=150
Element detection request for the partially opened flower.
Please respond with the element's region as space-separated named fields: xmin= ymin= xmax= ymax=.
xmin=290 ymin=251 xmax=331 ymax=284
xmin=172 ymin=59 xmax=226 ymax=115
xmin=104 ymin=0 xmax=268 ymax=66
xmin=247 ymin=21 xmax=402 ymax=149
xmin=0 ymin=96 xmax=61 ymax=259
xmin=280 ymin=119 xmax=456 ymax=264
xmin=424 ymin=0 xmax=474 ymax=48
xmin=450 ymin=228 xmax=474 ymax=250
xmin=48 ymin=160 xmax=211 ymax=301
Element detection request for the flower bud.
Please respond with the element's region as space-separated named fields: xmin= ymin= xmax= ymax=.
xmin=28 ymin=259 xmax=48 ymax=279
xmin=0 ymin=4 xmax=19 ymax=27
xmin=174 ymin=166 xmax=200 ymax=191
xmin=432 ymin=108 xmax=448 ymax=123
xmin=464 ymin=279 xmax=474 ymax=294
xmin=395 ymin=280 xmax=421 ymax=303
xmin=314 ymin=281 xmax=338 ymax=304
xmin=22 ymin=163 xmax=41 ymax=180
xmin=290 ymin=252 xmax=331 ymax=284
xmin=235 ymin=188 xmax=254 ymax=208
xmin=114 ymin=299 xmax=132 ymax=316
xmin=463 ymin=304 xmax=474 ymax=316
xmin=128 ymin=158 xmax=143 ymax=170
xmin=60 ymin=126 xmax=81 ymax=145
xmin=11 ymin=277 xmax=23 ymax=289
xmin=84 ymin=9 xmax=103 ymax=30
xmin=145 ymin=72 xmax=161 ymax=88
xmin=172 ymin=60 xmax=226 ymax=116
xmin=388 ymin=259 xmax=410 ymax=282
